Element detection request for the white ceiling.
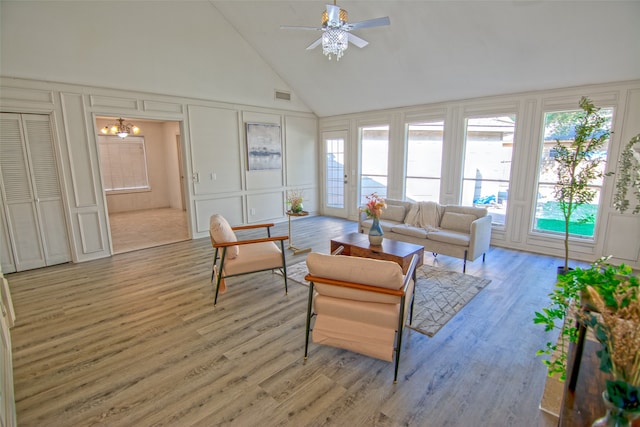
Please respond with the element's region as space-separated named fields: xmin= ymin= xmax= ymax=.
xmin=211 ymin=1 xmax=640 ymax=117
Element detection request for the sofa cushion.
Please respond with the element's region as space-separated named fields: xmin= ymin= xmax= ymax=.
xmin=391 ymin=224 xmax=428 ymax=239
xmin=440 ymin=212 xmax=477 ymax=233
xmin=380 ymin=205 xmax=406 ymax=222
xmin=209 ymin=214 xmax=239 ymax=259
xmin=426 ymin=229 xmax=470 ymax=246
xmin=362 ymin=218 xmax=400 ymax=232
xmin=443 ymin=205 xmax=488 ymax=219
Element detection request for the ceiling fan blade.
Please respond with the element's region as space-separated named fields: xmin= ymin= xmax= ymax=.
xmin=348 ymin=33 xmax=369 ymax=48
xmin=345 ymin=16 xmax=390 ymax=30
xmin=326 ymin=4 xmax=341 ymax=26
xmin=306 ymin=37 xmax=323 ymax=50
xmin=280 ymin=25 xmax=323 ymax=31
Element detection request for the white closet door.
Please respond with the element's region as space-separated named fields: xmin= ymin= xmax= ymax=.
xmin=0 ymin=113 xmax=70 ymax=272
xmin=0 ymin=113 xmax=45 ymax=271
xmin=22 ymin=114 xmax=70 ymax=265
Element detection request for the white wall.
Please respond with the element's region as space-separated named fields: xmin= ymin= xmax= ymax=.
xmin=320 ymin=81 xmax=640 ymax=269
xmin=0 ymin=78 xmax=318 ymax=265
xmin=0 ymin=1 xmax=311 ymax=114
xmin=0 ymin=1 xmax=318 ymax=266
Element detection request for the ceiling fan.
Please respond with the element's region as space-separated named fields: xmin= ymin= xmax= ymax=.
xmin=280 ymin=2 xmax=390 ymax=60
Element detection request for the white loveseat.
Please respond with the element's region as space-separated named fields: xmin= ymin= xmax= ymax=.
xmin=358 ymin=199 xmax=492 ymax=272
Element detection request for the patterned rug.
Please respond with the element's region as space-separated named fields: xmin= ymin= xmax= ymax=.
xmin=280 ymin=261 xmax=491 ymax=337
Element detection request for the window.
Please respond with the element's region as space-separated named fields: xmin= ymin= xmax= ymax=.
xmin=461 ymin=115 xmax=516 ymax=226
xmin=405 ymin=121 xmax=444 ymax=202
xmin=98 ymin=136 xmax=150 ymax=192
xmin=533 ymin=107 xmax=613 ymax=238
xmin=359 ymin=125 xmax=389 ymax=203
xmin=325 ymin=137 xmax=345 ymax=208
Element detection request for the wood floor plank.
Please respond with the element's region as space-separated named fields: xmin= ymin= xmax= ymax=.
xmin=6 ymin=215 xmax=567 ymax=426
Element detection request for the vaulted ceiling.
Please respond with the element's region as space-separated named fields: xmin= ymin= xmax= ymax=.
xmin=212 ymin=1 xmax=640 ymax=117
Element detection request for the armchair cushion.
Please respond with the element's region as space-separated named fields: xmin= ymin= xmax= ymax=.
xmin=209 ymin=214 xmax=239 ymax=259
xmin=306 ymin=252 xmax=404 ymax=290
xmin=222 ymin=241 xmax=282 ymax=276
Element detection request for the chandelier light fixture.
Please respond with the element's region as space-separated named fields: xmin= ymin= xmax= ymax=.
xmin=321 ymin=6 xmax=349 ymax=60
xmin=281 ymin=2 xmax=390 ymax=61
xmin=322 ymin=28 xmax=348 ymax=60
xmin=100 ymin=117 xmax=140 ymax=139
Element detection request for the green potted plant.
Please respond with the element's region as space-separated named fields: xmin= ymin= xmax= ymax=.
xmin=613 ymin=133 xmax=640 ymax=215
xmin=533 ymin=258 xmax=637 ymax=380
xmin=549 ymin=96 xmax=612 ymax=274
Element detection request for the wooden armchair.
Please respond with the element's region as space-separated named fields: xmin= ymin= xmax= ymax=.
xmin=209 ymin=214 xmax=289 ymax=305
xmin=303 ymin=252 xmax=418 ymax=383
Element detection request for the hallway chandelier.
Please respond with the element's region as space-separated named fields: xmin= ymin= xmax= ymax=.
xmin=101 ymin=118 xmax=140 ymax=139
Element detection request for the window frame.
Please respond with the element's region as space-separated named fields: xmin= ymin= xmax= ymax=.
xmin=461 ymin=114 xmax=517 ymax=229
xmin=404 ymin=120 xmax=445 ymax=203
xmin=358 ymin=124 xmax=390 ymax=204
xmin=531 ymin=105 xmax=614 ymax=240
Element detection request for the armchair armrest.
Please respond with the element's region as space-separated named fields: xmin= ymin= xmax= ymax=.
xmin=213 ymin=235 xmax=288 ymax=248
xmin=303 ymin=274 xmax=405 ymax=296
xmin=468 ymin=215 xmax=492 ymax=260
xmin=304 ymin=255 xmax=417 ymax=297
xmin=232 ymin=223 xmax=274 ymax=231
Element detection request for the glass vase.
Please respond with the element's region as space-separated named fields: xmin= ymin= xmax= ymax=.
xmin=592 ymin=392 xmax=640 ymax=427
xmin=368 ymin=217 xmax=384 ymax=245
xmin=291 ymin=203 xmax=303 ymax=213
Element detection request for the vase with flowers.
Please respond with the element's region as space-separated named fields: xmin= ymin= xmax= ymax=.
xmin=286 ymin=189 xmax=304 ymax=214
xmin=363 ymin=193 xmax=386 ymax=245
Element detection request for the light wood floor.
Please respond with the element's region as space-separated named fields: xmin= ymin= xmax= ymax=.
xmin=108 ymin=208 xmax=189 ymax=254
xmin=7 ymin=215 xmax=565 ymax=426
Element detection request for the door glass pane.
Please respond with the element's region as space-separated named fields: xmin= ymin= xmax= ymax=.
xmin=326 ymin=137 xmax=344 ymax=208
xmin=405 ymin=121 xmax=443 ymax=202
xmin=360 ymin=125 xmax=388 ymax=204
xmin=462 ymin=115 xmax=516 ymax=226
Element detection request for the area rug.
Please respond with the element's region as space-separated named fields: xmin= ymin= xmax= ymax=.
xmin=280 ymin=261 xmax=491 ymax=337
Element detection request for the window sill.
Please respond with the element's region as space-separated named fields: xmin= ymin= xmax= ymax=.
xmin=105 ymin=188 xmax=151 ymax=195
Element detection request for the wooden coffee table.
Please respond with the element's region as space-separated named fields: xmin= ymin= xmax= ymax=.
xmin=330 ymin=232 xmax=424 ymax=278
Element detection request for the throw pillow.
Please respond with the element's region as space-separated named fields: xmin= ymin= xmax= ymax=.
xmin=209 ymin=214 xmax=239 ymax=259
xmin=440 ymin=212 xmax=477 ymax=233
xmin=380 ymin=205 xmax=406 ymax=222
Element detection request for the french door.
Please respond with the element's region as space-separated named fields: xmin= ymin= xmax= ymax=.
xmin=322 ymin=130 xmax=349 ymax=218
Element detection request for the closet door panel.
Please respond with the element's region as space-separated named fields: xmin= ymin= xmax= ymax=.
xmin=0 ymin=204 xmax=15 ymax=274
xmin=6 ymin=203 xmax=44 ymax=271
xmin=22 ymin=114 xmax=70 ymax=265
xmin=0 ymin=113 xmax=46 ymax=271
xmin=38 ymin=200 xmax=70 ymax=264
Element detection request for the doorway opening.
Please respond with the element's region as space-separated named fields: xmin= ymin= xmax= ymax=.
xmin=96 ymin=116 xmax=189 ymax=254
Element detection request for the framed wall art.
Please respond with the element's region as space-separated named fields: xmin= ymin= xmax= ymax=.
xmin=245 ymin=122 xmax=282 ymax=171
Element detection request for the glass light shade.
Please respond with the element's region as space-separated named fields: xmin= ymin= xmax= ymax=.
xmin=322 ymin=28 xmax=348 ymax=60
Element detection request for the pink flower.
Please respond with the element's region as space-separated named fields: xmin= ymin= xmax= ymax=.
xmin=364 ymin=193 xmax=386 ymax=219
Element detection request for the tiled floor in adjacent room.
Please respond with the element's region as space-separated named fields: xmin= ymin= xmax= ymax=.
xmin=108 ymin=207 xmax=189 ymax=254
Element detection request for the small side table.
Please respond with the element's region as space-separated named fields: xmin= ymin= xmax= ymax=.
xmin=286 ymin=210 xmax=311 ymax=255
